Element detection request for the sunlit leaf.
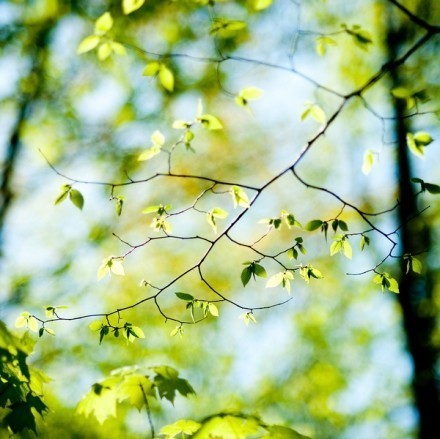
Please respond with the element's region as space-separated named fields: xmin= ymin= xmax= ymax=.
xmin=231 ymin=186 xmax=250 ymax=208
xmin=159 ymin=66 xmax=174 ymax=92
xmin=161 ymin=419 xmax=201 ymax=439
xmin=77 ymin=35 xmax=100 ymax=54
xmin=208 ymin=303 xmax=219 ymax=317
xmin=122 ymin=0 xmax=146 ymax=15
xmin=95 ymin=12 xmax=113 ymax=36
xmin=362 ymin=149 xmax=375 ymax=175
xmin=69 ymin=189 xmax=84 ymax=210
xmin=197 ymin=114 xmax=223 ymax=130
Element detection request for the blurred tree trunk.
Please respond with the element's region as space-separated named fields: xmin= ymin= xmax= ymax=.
xmin=387 ymin=2 xmax=440 ymax=437
xmin=0 ymin=22 xmax=53 ymax=253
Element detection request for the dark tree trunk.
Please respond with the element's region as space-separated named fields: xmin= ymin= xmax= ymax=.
xmin=387 ymin=4 xmax=440 ymax=437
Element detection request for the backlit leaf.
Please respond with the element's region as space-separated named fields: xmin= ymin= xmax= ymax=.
xmin=95 ymin=12 xmax=113 ymax=35
xmin=122 ymin=0 xmax=146 ymax=15
xmin=77 ymin=35 xmax=100 ymax=54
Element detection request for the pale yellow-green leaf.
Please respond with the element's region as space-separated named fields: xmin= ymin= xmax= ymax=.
xmin=110 ymin=259 xmax=125 ymax=276
xmin=315 ymin=36 xmax=336 ymax=56
xmin=97 ymin=42 xmax=112 ymax=60
xmin=77 ymin=35 xmax=100 ymax=54
xmin=151 ymin=130 xmax=165 ymax=146
xmin=172 ymin=120 xmax=191 ymax=129
xmin=89 ymin=321 xmax=104 ymax=331
xmin=211 ymin=207 xmax=228 ymax=218
xmin=97 ymin=259 xmax=111 ymax=280
xmin=388 ymin=277 xmax=399 ymax=294
xmin=111 ymin=41 xmax=126 ymax=56
xmin=161 ymin=420 xmax=201 ymax=438
xmin=342 ymin=239 xmax=352 ymax=259
xmin=239 ymin=87 xmax=263 ymax=100
xmin=94 ymin=12 xmax=113 ymax=35
xmin=266 ymin=272 xmax=284 ymax=288
xmin=231 ymin=186 xmax=250 ymax=208
xmin=208 ymin=303 xmax=219 ymax=317
xmin=143 ymin=61 xmax=161 ymax=76
xmin=122 ymin=0 xmax=146 ymax=15
xmin=77 ymin=380 xmax=118 ymax=424
xmin=362 ymin=149 xmax=374 ymax=175
xmin=197 ymin=114 xmax=223 ymax=130
xmin=159 ymin=66 xmax=174 ymax=91
xmin=411 ymin=257 xmax=423 ymax=274
xmin=15 ymin=315 xmax=28 ymax=328
xmin=28 ymin=316 xmax=39 ymax=333
xmin=253 ymin=0 xmax=272 ymax=11
xmin=138 ymin=144 xmax=161 ymax=161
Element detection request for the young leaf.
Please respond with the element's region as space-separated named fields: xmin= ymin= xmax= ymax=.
xmin=266 ymin=272 xmax=284 ymax=288
xmin=77 ymin=35 xmax=101 ymax=54
xmin=95 ymin=12 xmax=113 ymax=36
xmin=305 ymin=219 xmax=323 ymax=231
xmin=69 ymin=189 xmax=84 ymax=210
xmin=253 ymin=0 xmax=273 ymax=11
xmin=425 ymin=183 xmax=440 ymax=194
xmin=54 ymin=184 xmax=71 ymax=205
xmin=208 ymin=303 xmax=219 ymax=317
xmin=197 ymin=114 xmax=223 ymax=130
xmin=301 ymin=102 xmax=326 ymax=124
xmin=97 ymin=42 xmax=112 ymax=61
xmin=231 ymin=186 xmax=250 ymax=208
xmin=239 ymin=312 xmax=257 ymax=325
xmin=241 ymin=266 xmax=252 ymax=287
xmin=159 ymin=66 xmax=174 ymax=92
xmin=175 ymin=292 xmax=195 ymax=301
xmin=122 ymin=0 xmax=145 ymax=15
xmin=253 ymin=263 xmax=267 ymax=278
xmin=143 ymin=61 xmax=161 ymax=76
xmin=362 ymin=149 xmax=375 ymax=175
xmin=138 ymin=144 xmax=161 ymax=161
xmin=316 ymin=36 xmax=337 ymax=56
xmin=360 ymin=235 xmax=370 ymax=251
xmin=160 ymin=420 xmax=201 ymax=439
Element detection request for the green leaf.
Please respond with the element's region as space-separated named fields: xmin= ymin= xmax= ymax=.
xmin=263 ymin=424 xmax=311 ymax=439
xmin=54 ymin=184 xmax=71 ymax=205
xmin=301 ymin=103 xmax=326 ymax=124
xmin=253 ymin=0 xmax=273 ymax=11
xmin=117 ymin=374 xmax=154 ymax=411
xmin=77 ymin=35 xmax=100 ymax=54
xmin=266 ymin=272 xmax=284 ymax=288
xmin=138 ymin=144 xmax=161 ymax=161
xmin=94 ymin=12 xmax=113 ymax=36
xmin=305 ymin=219 xmax=323 ymax=231
xmin=241 ymin=266 xmax=252 ymax=286
xmin=89 ymin=321 xmax=104 ymax=331
xmin=77 ymin=379 xmax=118 ymax=424
xmin=360 ymin=235 xmax=370 ymax=251
xmin=197 ymin=114 xmax=223 ymax=130
xmin=362 ymin=149 xmax=375 ymax=175
xmin=111 ymin=41 xmax=126 ymax=56
xmin=143 ymin=61 xmax=161 ymax=76
xmin=151 ymin=130 xmax=165 ymax=146
xmin=210 ymin=19 xmax=247 ymax=36
xmin=142 ymin=205 xmax=161 ymax=214
xmin=239 ymin=312 xmax=257 ymax=325
xmin=406 ymin=132 xmax=433 ymax=157
xmin=194 ymin=414 xmax=260 ymax=439
xmin=315 ymin=36 xmax=336 ymax=56
xmin=208 ymin=303 xmax=219 ymax=317
xmin=122 ymin=0 xmax=145 ymax=15
xmin=175 ymin=292 xmax=195 ymax=301
xmin=161 ymin=419 xmax=201 ymax=439
xmin=425 ymin=183 xmax=440 ymax=194
xmin=342 ymin=239 xmax=352 ymax=259
xmin=151 ymin=365 xmax=196 ymax=404
xmin=159 ymin=66 xmax=175 ymax=92
xmin=69 ymin=189 xmax=84 ymax=210
xmin=231 ymin=186 xmax=250 ymax=208
xmin=211 ymin=207 xmax=228 ymax=218
xmin=338 ymin=220 xmax=348 ymax=231
xmin=97 ymin=42 xmax=112 ymax=61
xmin=254 ymin=263 xmax=267 ymax=278
xmin=115 ymin=196 xmax=124 ymax=216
